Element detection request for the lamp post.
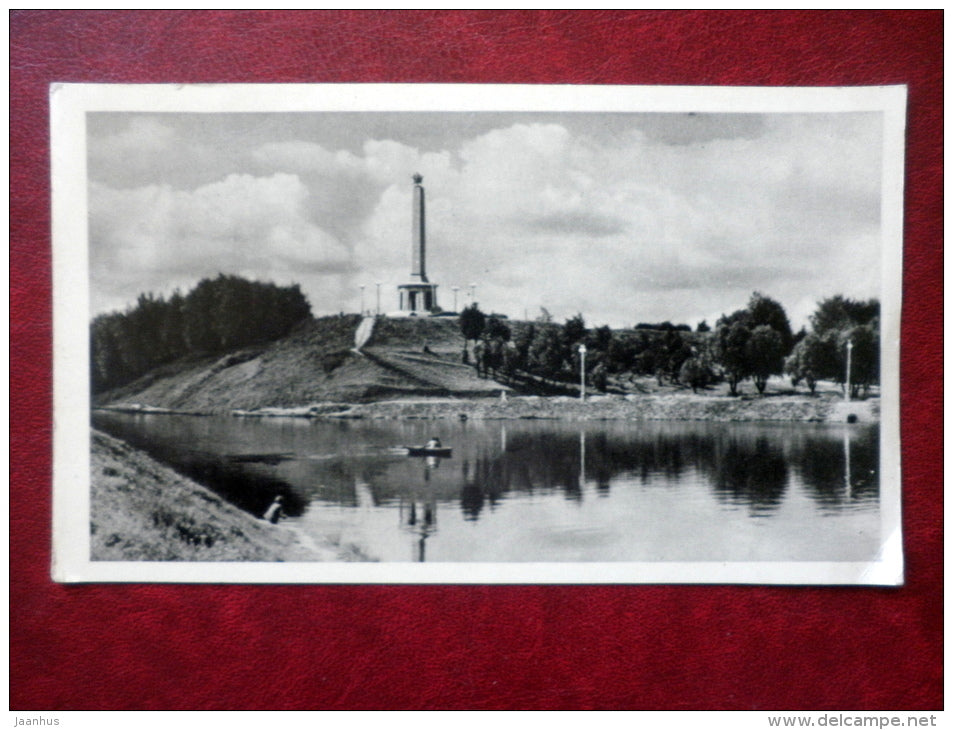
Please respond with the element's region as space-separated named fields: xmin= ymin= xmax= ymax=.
xmin=452 ymin=286 xmax=459 ymax=312
xmin=845 ymin=339 xmax=853 ymax=403
xmin=360 ymin=285 xmax=365 ymax=315
xmin=578 ymin=344 xmax=587 ymax=402
xmin=469 ymin=283 xmax=476 ymax=305
xmin=376 ymin=282 xmax=382 ymax=316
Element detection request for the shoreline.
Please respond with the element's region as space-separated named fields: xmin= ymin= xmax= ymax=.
xmin=90 ymin=429 xmax=351 ymax=562
xmin=96 ymin=391 xmax=879 ymax=424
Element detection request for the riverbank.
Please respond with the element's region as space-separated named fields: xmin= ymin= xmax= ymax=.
xmin=224 ymin=390 xmax=878 ymax=423
xmin=94 ymin=316 xmax=880 ymax=424
xmin=91 ymin=429 xmax=347 ymax=561
xmin=99 ymin=389 xmax=879 ymax=424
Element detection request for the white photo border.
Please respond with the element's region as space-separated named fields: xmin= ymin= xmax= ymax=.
xmin=51 ymin=83 xmax=906 ymax=585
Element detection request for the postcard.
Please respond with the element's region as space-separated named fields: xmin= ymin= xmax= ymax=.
xmin=51 ymin=83 xmax=905 ymax=583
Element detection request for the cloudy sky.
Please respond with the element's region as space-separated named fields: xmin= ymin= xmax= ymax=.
xmin=87 ymin=110 xmax=883 ymax=329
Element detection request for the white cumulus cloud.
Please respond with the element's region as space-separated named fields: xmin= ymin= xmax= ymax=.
xmin=88 ymin=111 xmax=885 ymax=329
xmin=89 ymin=173 xmax=351 ymax=314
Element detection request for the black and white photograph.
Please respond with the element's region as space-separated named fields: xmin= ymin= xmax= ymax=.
xmin=51 ymin=83 xmax=904 ymax=583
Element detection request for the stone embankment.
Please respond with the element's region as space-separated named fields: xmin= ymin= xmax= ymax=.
xmin=232 ymin=392 xmax=879 ymax=424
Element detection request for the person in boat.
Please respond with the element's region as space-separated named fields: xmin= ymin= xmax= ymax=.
xmin=263 ymin=495 xmax=284 ymax=524
xmin=425 ymin=436 xmax=442 ymax=449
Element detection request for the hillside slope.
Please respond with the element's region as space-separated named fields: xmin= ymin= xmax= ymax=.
xmin=96 ymin=315 xmax=508 ymax=413
xmin=90 ymin=430 xmax=329 ymax=561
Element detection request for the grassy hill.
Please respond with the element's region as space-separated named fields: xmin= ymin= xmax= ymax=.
xmin=90 ymin=430 xmax=331 ymax=560
xmin=94 ymin=313 xmax=876 ymax=421
xmin=96 ymin=314 xmax=509 ymax=413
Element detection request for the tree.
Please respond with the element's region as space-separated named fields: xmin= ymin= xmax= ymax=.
xmin=784 ymin=332 xmax=839 ymax=394
xmin=477 ymin=316 xmax=512 ymax=379
xmin=633 ymin=346 xmax=656 ymax=377
xmin=711 ymin=293 xmax=794 ymax=395
xmin=746 ymin=325 xmax=784 ymax=394
xmin=801 ymin=296 xmax=880 ymax=397
xmin=663 ymin=328 xmax=692 ymax=384
xmin=580 ymin=325 xmax=615 ymax=384
xmin=213 ymin=276 xmax=253 ymax=349
xmin=591 ymin=362 xmax=608 ymax=393
xmin=810 ymin=295 xmax=879 ymax=335
xmin=592 ymin=324 xmax=613 ymax=353
xmin=696 ymin=320 xmax=711 ymax=333
xmin=91 ymin=312 xmax=125 ymax=393
xmin=747 ymin=291 xmax=794 ymax=355
xmin=605 ymin=335 xmax=636 ymax=374
xmin=714 ymin=312 xmax=751 ymax=396
xmin=527 ymin=325 xmax=565 ymax=381
xmin=512 ymin=322 xmax=536 ymax=373
xmin=485 ymin=316 xmax=511 ymax=343
xmin=562 ymin=314 xmax=587 ymax=349
xmin=158 ymin=291 xmax=187 ymax=362
xmin=679 ymin=356 xmax=711 ymax=394
xmin=182 ymin=278 xmax=220 ymax=352
xmin=459 ymin=303 xmax=486 ymax=363
xmin=89 ymin=275 xmax=312 ymax=393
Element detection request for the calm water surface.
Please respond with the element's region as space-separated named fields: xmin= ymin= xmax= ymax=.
xmin=93 ymin=412 xmax=880 ymax=562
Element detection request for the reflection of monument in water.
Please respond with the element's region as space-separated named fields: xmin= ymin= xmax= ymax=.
xmin=397 ymin=174 xmax=439 ymax=314
xmin=399 ymin=499 xmax=437 ymax=562
xmin=398 ymin=458 xmax=440 ymax=561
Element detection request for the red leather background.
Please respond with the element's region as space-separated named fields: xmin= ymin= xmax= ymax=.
xmin=10 ymin=11 xmax=942 ymax=710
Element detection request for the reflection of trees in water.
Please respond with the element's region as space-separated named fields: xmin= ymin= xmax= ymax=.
xmin=459 ymin=429 xmax=696 ymax=513
xmin=459 ymin=460 xmax=484 ymax=520
xmin=98 ymin=412 xmax=879 ymax=526
xmin=708 ymin=436 xmax=789 ymax=516
xmin=462 ymin=435 xmax=583 ymax=516
xmin=792 ymin=428 xmax=878 ymax=510
xmin=457 ymin=425 xmax=878 ymax=522
xmin=459 ymin=449 xmax=527 ymax=520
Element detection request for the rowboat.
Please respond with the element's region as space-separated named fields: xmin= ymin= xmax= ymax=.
xmin=401 ymin=446 xmax=452 ymax=458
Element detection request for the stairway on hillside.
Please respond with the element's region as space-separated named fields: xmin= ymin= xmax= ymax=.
xmin=353 ymin=316 xmax=376 ymax=353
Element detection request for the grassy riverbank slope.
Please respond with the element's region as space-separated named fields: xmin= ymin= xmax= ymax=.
xmin=91 ymin=430 xmax=339 ymax=561
xmin=96 ymin=315 xmax=505 ymax=413
xmin=95 ymin=314 xmax=878 ymax=423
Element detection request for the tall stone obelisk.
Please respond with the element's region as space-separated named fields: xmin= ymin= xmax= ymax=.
xmin=398 ymin=173 xmax=438 ymax=313
xmin=411 ymin=173 xmax=428 ymax=283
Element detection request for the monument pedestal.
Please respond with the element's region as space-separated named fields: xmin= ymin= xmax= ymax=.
xmin=398 ymin=282 xmax=438 ymax=313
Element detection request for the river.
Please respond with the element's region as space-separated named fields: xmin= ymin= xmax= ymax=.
xmin=92 ymin=412 xmax=880 ymax=563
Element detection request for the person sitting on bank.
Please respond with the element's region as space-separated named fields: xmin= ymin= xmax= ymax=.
xmin=425 ymin=436 xmax=442 ymax=449
xmin=263 ymin=495 xmax=284 ymax=524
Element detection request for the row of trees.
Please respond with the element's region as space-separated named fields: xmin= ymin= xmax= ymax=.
xmin=459 ymin=304 xmax=606 ymax=388
xmin=784 ymin=295 xmax=880 ymax=397
xmin=459 ymin=304 xmax=695 ymax=393
xmin=458 ymin=292 xmax=879 ymax=397
xmin=711 ymin=292 xmax=796 ymax=395
xmin=91 ymin=274 xmax=311 ymax=393
xmin=710 ymin=292 xmax=879 ymax=396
